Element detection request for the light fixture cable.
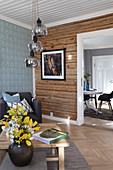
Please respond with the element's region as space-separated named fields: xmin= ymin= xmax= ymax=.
xmin=37 ymin=0 xmax=39 ymax=19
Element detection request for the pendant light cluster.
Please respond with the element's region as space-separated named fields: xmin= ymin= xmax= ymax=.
xmin=25 ymin=0 xmax=47 ymax=68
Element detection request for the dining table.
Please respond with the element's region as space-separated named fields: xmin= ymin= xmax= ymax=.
xmin=84 ymin=89 xmax=103 ymax=113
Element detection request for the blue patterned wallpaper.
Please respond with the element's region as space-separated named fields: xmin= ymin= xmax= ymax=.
xmin=0 ymin=19 xmax=33 ymax=96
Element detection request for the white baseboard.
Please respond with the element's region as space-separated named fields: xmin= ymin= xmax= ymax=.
xmin=42 ymin=115 xmax=83 ymax=126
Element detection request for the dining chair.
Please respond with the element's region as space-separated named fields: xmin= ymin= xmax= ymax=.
xmin=84 ymin=94 xmax=90 ymax=114
xmin=98 ymin=91 xmax=113 ymax=116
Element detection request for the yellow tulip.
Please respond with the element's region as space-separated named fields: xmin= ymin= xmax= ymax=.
xmin=33 ymin=121 xmax=37 ymax=126
xmin=4 ymin=115 xmax=9 ymax=118
xmin=26 ymin=140 xmax=31 ymax=146
xmin=21 ymin=135 xmax=25 ymax=140
xmin=29 ymin=119 xmax=32 ymax=127
xmin=16 ymin=140 xmax=20 ymax=144
xmin=33 ymin=126 xmax=40 ymax=131
xmin=14 ymin=129 xmax=18 ymax=137
xmin=9 ymin=108 xmax=16 ymax=112
xmin=11 ymin=116 xmax=15 ymax=120
xmin=23 ymin=112 xmax=27 ymax=116
xmin=21 ymin=129 xmax=24 ymax=133
xmin=18 ymin=130 xmax=22 ymax=136
xmin=27 ymin=133 xmax=31 ymax=139
xmin=7 ymin=109 xmax=16 ymax=115
xmin=23 ymin=134 xmax=27 ymax=139
xmin=20 ymin=107 xmax=24 ymax=113
xmin=16 ymin=105 xmax=19 ymax=112
xmin=23 ymin=116 xmax=29 ymax=124
xmin=5 ymin=122 xmax=8 ymax=127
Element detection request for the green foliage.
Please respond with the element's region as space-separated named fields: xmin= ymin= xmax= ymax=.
xmin=84 ymin=72 xmax=91 ymax=82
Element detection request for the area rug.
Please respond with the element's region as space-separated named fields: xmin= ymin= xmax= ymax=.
xmin=35 ymin=137 xmax=91 ymax=170
xmin=84 ymin=108 xmax=113 ymax=121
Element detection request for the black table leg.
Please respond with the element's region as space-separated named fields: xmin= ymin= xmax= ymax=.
xmin=94 ymin=94 xmax=97 ymax=108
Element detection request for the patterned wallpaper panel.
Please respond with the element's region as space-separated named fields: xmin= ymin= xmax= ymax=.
xmin=0 ymin=19 xmax=33 ymax=97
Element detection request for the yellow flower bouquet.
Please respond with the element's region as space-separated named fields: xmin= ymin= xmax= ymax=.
xmin=1 ymin=105 xmax=40 ymax=146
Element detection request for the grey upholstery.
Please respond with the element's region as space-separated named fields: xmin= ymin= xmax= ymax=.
xmin=0 ymin=92 xmax=42 ymax=123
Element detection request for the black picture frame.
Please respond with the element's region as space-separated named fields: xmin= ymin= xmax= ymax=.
xmin=41 ymin=49 xmax=65 ymax=80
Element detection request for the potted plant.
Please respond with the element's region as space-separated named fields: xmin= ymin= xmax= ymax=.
xmin=1 ymin=106 xmax=40 ymax=166
xmin=84 ymin=72 xmax=91 ymax=90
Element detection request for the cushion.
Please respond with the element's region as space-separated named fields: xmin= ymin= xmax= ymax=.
xmin=7 ymin=102 xmax=22 ymax=110
xmin=7 ymin=98 xmax=33 ymax=113
xmin=19 ymin=92 xmax=33 ymax=106
xmin=21 ymin=98 xmax=33 ymax=112
xmin=2 ymin=92 xmax=20 ymax=103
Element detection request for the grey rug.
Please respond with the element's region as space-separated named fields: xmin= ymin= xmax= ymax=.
xmin=85 ymin=108 xmax=113 ymax=121
xmin=35 ymin=137 xmax=91 ymax=170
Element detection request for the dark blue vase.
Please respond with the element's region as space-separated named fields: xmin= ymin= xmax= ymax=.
xmin=86 ymin=81 xmax=89 ymax=91
xmin=84 ymin=81 xmax=86 ymax=90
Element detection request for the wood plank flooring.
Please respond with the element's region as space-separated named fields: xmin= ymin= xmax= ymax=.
xmin=85 ymin=117 xmax=113 ymax=130
xmin=43 ymin=118 xmax=113 ymax=170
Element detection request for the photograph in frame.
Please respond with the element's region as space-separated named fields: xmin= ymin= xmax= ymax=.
xmin=41 ymin=49 xmax=65 ymax=80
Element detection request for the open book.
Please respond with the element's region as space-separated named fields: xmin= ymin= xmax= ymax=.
xmin=33 ymin=128 xmax=69 ymax=144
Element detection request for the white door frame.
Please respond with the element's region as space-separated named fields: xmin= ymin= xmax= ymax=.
xmin=77 ymin=28 xmax=113 ymax=125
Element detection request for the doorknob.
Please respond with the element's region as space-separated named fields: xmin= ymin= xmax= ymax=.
xmin=109 ymin=80 xmax=113 ymax=83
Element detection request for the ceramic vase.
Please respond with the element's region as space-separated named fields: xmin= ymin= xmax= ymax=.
xmin=8 ymin=141 xmax=34 ymax=166
xmin=86 ymin=81 xmax=89 ymax=91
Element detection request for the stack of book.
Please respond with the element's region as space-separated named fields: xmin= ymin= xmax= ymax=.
xmin=33 ymin=128 xmax=69 ymax=144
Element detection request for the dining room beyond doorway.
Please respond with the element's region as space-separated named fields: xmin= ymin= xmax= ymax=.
xmin=83 ymin=38 xmax=113 ymax=122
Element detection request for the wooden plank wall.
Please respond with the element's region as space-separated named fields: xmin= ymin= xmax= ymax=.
xmin=35 ymin=13 xmax=113 ymax=120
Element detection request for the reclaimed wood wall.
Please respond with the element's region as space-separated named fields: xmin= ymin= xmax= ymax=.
xmin=35 ymin=13 xmax=113 ymax=120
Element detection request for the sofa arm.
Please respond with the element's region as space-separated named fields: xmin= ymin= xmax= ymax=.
xmin=0 ymin=98 xmax=6 ymax=119
xmin=32 ymin=99 xmax=42 ymax=123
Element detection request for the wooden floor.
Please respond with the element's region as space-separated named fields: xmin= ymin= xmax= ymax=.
xmin=85 ymin=117 xmax=113 ymax=130
xmin=43 ymin=118 xmax=113 ymax=170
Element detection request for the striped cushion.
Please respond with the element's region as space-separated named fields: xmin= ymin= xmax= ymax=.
xmin=21 ymin=98 xmax=33 ymax=112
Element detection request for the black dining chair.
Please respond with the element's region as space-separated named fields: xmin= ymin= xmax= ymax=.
xmin=98 ymin=91 xmax=113 ymax=116
xmin=84 ymin=94 xmax=90 ymax=114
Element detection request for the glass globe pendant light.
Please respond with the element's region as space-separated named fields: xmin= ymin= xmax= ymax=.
xmin=25 ymin=0 xmax=47 ymax=68
xmin=32 ymin=41 xmax=43 ymax=52
xmin=32 ymin=34 xmax=43 ymax=52
xmin=32 ymin=0 xmax=48 ymax=38
xmin=24 ymin=44 xmax=40 ymax=68
xmin=32 ymin=18 xmax=48 ymax=38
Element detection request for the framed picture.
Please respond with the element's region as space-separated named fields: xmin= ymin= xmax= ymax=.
xmin=41 ymin=49 xmax=65 ymax=80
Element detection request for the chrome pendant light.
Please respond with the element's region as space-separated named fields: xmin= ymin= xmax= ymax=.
xmin=24 ymin=43 xmax=40 ymax=68
xmin=32 ymin=18 xmax=48 ymax=38
xmin=32 ymin=34 xmax=43 ymax=52
xmin=25 ymin=0 xmax=47 ymax=68
xmin=31 ymin=0 xmax=44 ymax=53
xmin=32 ymin=0 xmax=48 ymax=38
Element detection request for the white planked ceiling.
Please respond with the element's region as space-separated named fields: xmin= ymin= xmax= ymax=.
xmin=84 ymin=35 xmax=113 ymax=49
xmin=1 ymin=0 xmax=113 ymax=29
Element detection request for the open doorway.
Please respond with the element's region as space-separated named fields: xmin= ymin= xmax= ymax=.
xmin=77 ymin=28 xmax=113 ymax=128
